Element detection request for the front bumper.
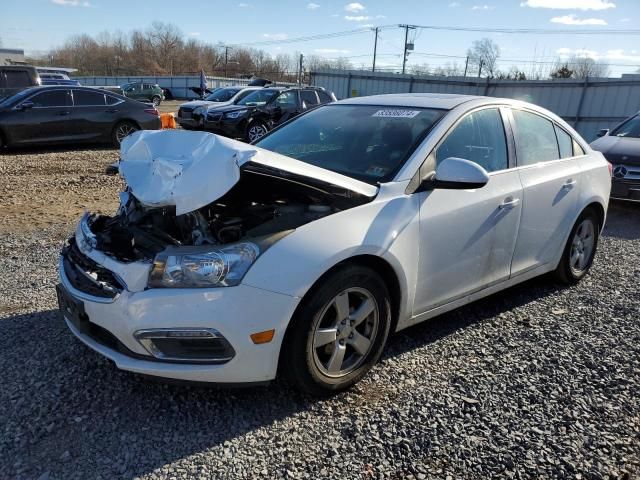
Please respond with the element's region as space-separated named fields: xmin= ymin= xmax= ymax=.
xmin=203 ymin=114 xmax=247 ymax=138
xmin=58 ymin=247 xmax=300 ymax=384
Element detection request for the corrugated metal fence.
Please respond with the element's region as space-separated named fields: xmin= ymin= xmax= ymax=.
xmin=310 ymin=69 xmax=640 ymax=141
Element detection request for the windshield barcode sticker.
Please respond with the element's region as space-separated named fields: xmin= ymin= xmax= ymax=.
xmin=372 ymin=109 xmax=420 ymax=118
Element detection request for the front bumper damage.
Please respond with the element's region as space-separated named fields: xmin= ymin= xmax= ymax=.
xmin=58 ymin=224 xmax=300 ymax=384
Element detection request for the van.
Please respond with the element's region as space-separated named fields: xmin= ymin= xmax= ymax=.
xmin=0 ymin=66 xmax=40 ymax=100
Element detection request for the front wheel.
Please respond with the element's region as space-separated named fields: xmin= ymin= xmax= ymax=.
xmin=151 ymin=95 xmax=161 ymax=107
xmin=112 ymin=121 xmax=139 ymax=147
xmin=246 ymin=121 xmax=269 ymax=143
xmin=281 ymin=265 xmax=391 ymax=395
xmin=554 ymin=209 xmax=599 ymax=284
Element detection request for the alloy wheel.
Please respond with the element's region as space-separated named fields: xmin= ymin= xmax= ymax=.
xmin=248 ymin=124 xmax=268 ymax=142
xmin=570 ymin=218 xmax=595 ymax=275
xmin=311 ymin=287 xmax=379 ymax=378
xmin=115 ymin=123 xmax=138 ymax=144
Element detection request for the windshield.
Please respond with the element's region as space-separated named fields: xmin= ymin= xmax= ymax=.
xmin=237 ymin=89 xmax=279 ymax=106
xmin=205 ymin=87 xmax=241 ymax=102
xmin=256 ymin=104 xmax=445 ymax=184
xmin=611 ymin=115 xmax=640 ymax=139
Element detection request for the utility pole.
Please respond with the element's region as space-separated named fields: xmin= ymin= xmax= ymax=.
xmin=298 ymin=53 xmax=304 ymax=85
xmin=463 ymin=56 xmax=469 ymax=77
xmin=224 ymin=46 xmax=230 ymax=78
xmin=372 ymin=27 xmax=379 ymax=72
xmin=399 ymin=24 xmax=416 ymax=75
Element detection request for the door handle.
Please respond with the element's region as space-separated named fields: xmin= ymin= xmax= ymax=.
xmin=499 ymin=197 xmax=520 ymax=210
xmin=562 ymin=179 xmax=577 ymax=190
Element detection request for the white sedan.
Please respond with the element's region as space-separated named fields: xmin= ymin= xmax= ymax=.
xmin=58 ymin=94 xmax=611 ymax=394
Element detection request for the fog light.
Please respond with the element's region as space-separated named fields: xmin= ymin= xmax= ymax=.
xmin=134 ymin=328 xmax=235 ymax=363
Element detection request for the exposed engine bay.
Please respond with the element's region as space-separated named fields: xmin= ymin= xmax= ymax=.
xmin=88 ymin=167 xmax=369 ymax=262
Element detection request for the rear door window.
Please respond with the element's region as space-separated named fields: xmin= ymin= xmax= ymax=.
xmin=317 ymin=91 xmax=333 ymax=104
xmin=435 ymin=108 xmax=508 ymax=173
xmin=512 ymin=109 xmax=560 ymax=166
xmin=29 ymin=90 xmax=71 ymax=107
xmin=73 ymin=89 xmax=107 ymax=106
xmin=300 ymin=90 xmax=319 ymax=107
xmin=554 ymin=125 xmax=574 ymax=159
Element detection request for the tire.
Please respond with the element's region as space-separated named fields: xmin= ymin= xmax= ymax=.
xmin=246 ymin=121 xmax=269 ymax=143
xmin=281 ymin=265 xmax=391 ymax=395
xmin=151 ymin=95 xmax=161 ymax=107
xmin=554 ymin=209 xmax=600 ymax=284
xmin=111 ymin=121 xmax=139 ymax=148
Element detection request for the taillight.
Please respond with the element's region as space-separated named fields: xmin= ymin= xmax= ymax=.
xmin=607 ymin=161 xmax=613 ymax=177
xmin=144 ymin=108 xmax=159 ymax=116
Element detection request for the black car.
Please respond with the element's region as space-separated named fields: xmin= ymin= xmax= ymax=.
xmin=591 ymin=113 xmax=640 ymax=201
xmin=0 ymin=86 xmax=161 ymax=149
xmin=203 ymin=86 xmax=337 ymax=142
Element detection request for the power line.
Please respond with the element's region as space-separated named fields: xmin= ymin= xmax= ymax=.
xmin=411 ymin=24 xmax=640 ymax=36
xmin=232 ymin=27 xmax=393 ymax=47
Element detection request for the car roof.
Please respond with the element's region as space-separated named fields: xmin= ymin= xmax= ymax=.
xmin=337 ymin=93 xmax=486 ymax=110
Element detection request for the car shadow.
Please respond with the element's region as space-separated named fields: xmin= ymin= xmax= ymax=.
xmin=2 ymin=144 xmax=116 ymax=155
xmin=0 ymin=274 xmax=565 ymax=479
xmin=602 ymin=200 xmax=640 ymax=240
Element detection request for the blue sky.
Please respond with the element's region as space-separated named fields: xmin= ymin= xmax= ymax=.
xmin=2 ymin=0 xmax=639 ymax=76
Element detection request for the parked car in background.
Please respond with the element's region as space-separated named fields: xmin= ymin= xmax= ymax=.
xmin=39 ymin=73 xmax=80 ymax=86
xmin=0 ymin=65 xmax=40 ymax=100
xmin=205 ymin=86 xmax=336 ymax=141
xmin=121 ymin=82 xmax=164 ymax=106
xmin=591 ymin=113 xmax=640 ymax=201
xmin=57 ymin=94 xmax=610 ymax=394
xmin=0 ymin=86 xmax=161 ymax=149
xmin=176 ymin=86 xmax=261 ymax=130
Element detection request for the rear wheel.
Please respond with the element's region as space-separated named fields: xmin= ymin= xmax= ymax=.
xmin=246 ymin=121 xmax=269 ymax=143
xmin=151 ymin=95 xmax=161 ymax=107
xmin=112 ymin=121 xmax=139 ymax=147
xmin=281 ymin=265 xmax=391 ymax=395
xmin=554 ymin=209 xmax=599 ymax=284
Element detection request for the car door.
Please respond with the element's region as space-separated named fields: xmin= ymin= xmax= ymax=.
xmin=508 ymin=108 xmax=581 ymax=276
xmin=413 ymin=107 xmax=523 ymax=314
xmin=10 ymin=89 xmax=72 ymax=144
xmin=69 ymin=88 xmax=112 ymax=141
xmin=270 ymin=91 xmax=301 ymax=126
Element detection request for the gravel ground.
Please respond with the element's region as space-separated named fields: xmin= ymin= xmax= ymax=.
xmin=0 ymin=148 xmax=639 ymax=480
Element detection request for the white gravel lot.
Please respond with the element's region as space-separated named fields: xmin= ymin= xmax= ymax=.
xmin=0 ymin=148 xmax=638 ymax=480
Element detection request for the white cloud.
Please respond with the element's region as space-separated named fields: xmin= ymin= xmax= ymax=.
xmin=315 ymin=48 xmax=351 ymax=54
xmin=521 ymin=0 xmax=615 ymax=10
xmin=472 ymin=4 xmax=495 ymax=10
xmin=51 ymin=0 xmax=91 ymax=6
xmin=375 ymin=14 xmax=386 ymax=18
xmin=344 ymin=2 xmax=365 ymax=12
xmin=449 ymin=1 xmax=460 ymax=6
xmin=551 ymin=14 xmax=607 ymax=24
xmin=307 ymin=2 xmax=320 ymax=9
xmin=237 ymin=2 xmax=250 ymax=6
xmin=344 ymin=15 xmax=370 ymax=21
xmin=557 ymin=47 xmax=640 ymax=64
xmin=619 ymin=17 xmax=631 ymax=22
xmin=188 ymin=32 xmax=201 ymax=36
xmin=263 ymin=33 xmax=288 ymax=40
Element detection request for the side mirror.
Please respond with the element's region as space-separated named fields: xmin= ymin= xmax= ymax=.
xmin=19 ymin=101 xmax=34 ymax=111
xmin=418 ymin=157 xmax=489 ymax=191
xmin=596 ymin=128 xmax=609 ymax=138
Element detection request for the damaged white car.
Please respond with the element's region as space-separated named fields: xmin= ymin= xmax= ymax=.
xmin=58 ymin=94 xmax=611 ymax=394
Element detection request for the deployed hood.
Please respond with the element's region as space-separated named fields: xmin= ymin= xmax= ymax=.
xmin=119 ymin=130 xmax=378 ymax=215
xmin=591 ymin=135 xmax=640 ymax=165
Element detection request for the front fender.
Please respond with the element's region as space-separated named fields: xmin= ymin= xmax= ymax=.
xmin=242 ymin=190 xmax=421 ymax=326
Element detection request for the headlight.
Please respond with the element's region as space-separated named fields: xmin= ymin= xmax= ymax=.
xmin=224 ymin=109 xmax=247 ymax=119
xmin=148 ymin=243 xmax=259 ymax=288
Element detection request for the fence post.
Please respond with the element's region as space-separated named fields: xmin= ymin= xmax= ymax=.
xmin=409 ymin=76 xmax=415 ymax=93
xmin=484 ymin=77 xmax=491 ymax=97
xmin=574 ymin=77 xmax=589 ymax=129
xmin=346 ymin=73 xmax=352 ymax=99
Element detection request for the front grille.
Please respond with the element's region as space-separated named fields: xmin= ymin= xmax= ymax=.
xmin=62 ymin=238 xmax=123 ymax=299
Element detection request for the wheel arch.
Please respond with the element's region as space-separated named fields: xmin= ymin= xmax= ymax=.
xmin=277 ymin=253 xmax=402 ymax=369
xmin=584 ymin=200 xmax=606 ymax=232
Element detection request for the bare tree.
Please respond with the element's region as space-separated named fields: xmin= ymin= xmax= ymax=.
xmin=467 ymin=38 xmax=500 ymax=77
xmin=549 ymin=56 xmax=609 ymax=79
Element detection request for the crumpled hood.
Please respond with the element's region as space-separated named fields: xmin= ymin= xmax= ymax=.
xmin=119 ymin=130 xmax=377 ymax=215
